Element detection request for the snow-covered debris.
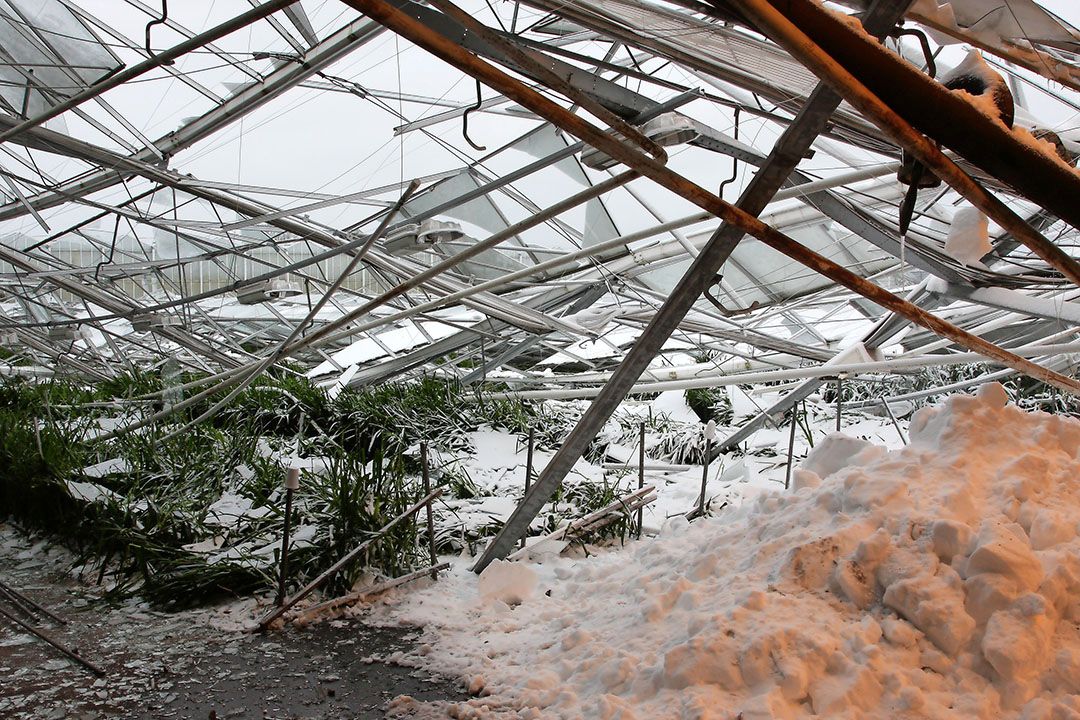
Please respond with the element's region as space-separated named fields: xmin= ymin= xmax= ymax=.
xmin=944 ymin=206 xmax=991 ymax=266
xmin=65 ymin=479 xmax=121 ymax=504
xmin=376 ymin=384 xmax=1080 ymax=718
xmin=204 ymin=491 xmax=271 ymax=528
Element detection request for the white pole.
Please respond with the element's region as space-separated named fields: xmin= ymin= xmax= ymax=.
xmin=486 ymin=342 xmax=1080 ymax=400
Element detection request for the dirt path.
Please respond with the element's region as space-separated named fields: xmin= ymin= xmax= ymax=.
xmin=0 ymin=523 xmax=463 ymax=719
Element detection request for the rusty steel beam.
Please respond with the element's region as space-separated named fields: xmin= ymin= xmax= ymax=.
xmin=741 ymin=0 xmax=1080 ymax=235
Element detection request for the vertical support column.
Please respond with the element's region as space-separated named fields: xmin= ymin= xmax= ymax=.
xmin=637 ymin=422 xmax=645 ymax=539
xmin=785 ymin=408 xmax=798 ymax=490
xmin=276 ymin=467 xmax=300 ymax=607
xmin=421 ymin=442 xmax=437 ymax=579
xmin=696 ymin=420 xmax=716 ymax=517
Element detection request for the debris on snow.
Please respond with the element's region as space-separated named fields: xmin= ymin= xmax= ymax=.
xmin=944 ymin=207 xmax=991 ymax=266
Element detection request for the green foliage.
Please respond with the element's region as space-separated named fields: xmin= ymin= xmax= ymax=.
xmin=685 ymin=387 xmax=733 ymax=424
xmin=331 ymin=376 xmax=473 ymax=458
xmin=1 ymin=371 xmax=659 ymax=607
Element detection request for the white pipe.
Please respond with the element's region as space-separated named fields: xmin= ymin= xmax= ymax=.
xmin=0 ymin=365 xmax=54 ymax=377
xmin=486 ymin=342 xmax=1080 ymax=400
xmin=771 ymin=162 xmax=901 ymax=201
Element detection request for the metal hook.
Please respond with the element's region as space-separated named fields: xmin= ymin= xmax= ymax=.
xmin=703 ymin=275 xmax=761 ymax=318
xmin=462 ymin=78 xmax=487 ymax=152
xmin=94 ymin=215 xmax=122 ymax=282
xmin=718 ymin=106 xmax=741 ymax=198
xmin=145 ymin=0 xmax=174 ymax=65
xmin=892 ymin=27 xmax=936 ymax=78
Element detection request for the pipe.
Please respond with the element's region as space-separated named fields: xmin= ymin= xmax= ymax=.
xmin=486 ymin=342 xmax=1080 ymax=400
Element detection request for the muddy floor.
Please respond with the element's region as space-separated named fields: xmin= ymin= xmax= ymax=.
xmin=0 ymin=523 xmax=464 ymax=719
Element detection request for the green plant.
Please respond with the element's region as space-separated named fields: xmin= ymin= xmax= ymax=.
xmin=685 ymin=387 xmax=734 ymax=425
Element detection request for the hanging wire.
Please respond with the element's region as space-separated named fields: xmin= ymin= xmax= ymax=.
xmin=93 ymin=215 xmax=122 ymax=281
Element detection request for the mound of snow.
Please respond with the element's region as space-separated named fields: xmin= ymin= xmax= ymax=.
xmin=379 ymin=384 xmax=1080 ymax=718
xmin=478 ymin=559 xmax=539 ymax=607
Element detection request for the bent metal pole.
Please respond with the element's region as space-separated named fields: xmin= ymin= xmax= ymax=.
xmin=94 ymin=172 xmax=638 ymax=444
xmin=344 ymin=0 xmax=1080 ymax=573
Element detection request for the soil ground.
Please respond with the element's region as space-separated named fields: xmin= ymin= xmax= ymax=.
xmin=0 ymin=523 xmax=464 ymax=719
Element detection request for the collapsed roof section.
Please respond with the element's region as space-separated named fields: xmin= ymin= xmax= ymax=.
xmin=0 ymin=0 xmax=1076 ymax=416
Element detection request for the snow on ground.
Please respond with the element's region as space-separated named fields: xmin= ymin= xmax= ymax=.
xmin=370 ymin=385 xmax=1080 ymax=719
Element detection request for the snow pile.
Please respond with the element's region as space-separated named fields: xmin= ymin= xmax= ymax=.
xmin=379 ymin=385 xmax=1080 ymax=719
xmin=477 ymin=560 xmax=539 ymax=606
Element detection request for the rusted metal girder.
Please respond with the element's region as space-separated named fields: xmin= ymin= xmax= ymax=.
xmin=338 ymin=0 xmax=1080 ymax=574
xmin=737 ymin=0 xmax=1080 ymax=236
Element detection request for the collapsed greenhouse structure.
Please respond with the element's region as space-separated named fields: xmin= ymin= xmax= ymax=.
xmin=2 ymin=0 xmax=1080 ymax=717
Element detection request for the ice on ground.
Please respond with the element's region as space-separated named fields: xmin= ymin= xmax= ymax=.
xmin=373 ymin=385 xmax=1080 ymax=719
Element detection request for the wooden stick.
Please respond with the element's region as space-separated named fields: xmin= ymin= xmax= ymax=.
xmin=507 ymin=486 xmax=657 ymax=560
xmin=573 ymin=496 xmax=656 ymax=536
xmin=338 ymin=0 xmax=1080 ymax=398
xmin=256 ymin=488 xmax=444 ymax=631
xmin=0 ymin=604 xmax=104 ymax=676
xmin=294 ymin=562 xmax=451 ymax=619
xmin=0 ymin=578 xmax=66 ymax=625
